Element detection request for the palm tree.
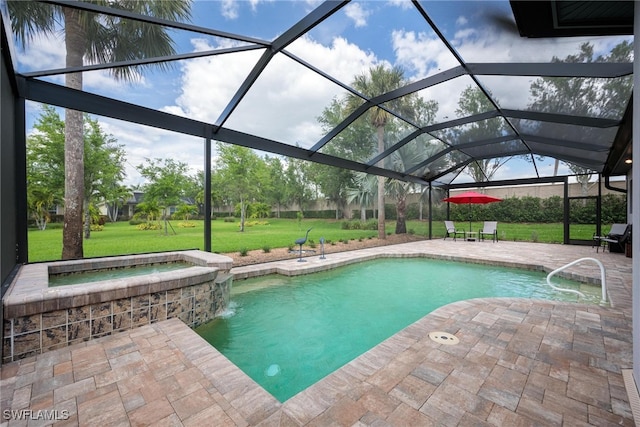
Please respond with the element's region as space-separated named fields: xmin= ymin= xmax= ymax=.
xmin=347 ymin=173 xmax=377 ymax=222
xmin=346 ymin=65 xmax=407 ymax=239
xmin=7 ymin=0 xmax=191 ymax=259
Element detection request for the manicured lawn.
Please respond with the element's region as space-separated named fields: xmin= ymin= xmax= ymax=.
xmin=27 ymin=218 xmax=598 ymax=262
xmin=28 ymin=219 xmax=380 ymax=262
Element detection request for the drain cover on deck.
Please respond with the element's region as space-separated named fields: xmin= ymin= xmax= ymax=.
xmin=428 ymin=331 xmax=459 ymax=345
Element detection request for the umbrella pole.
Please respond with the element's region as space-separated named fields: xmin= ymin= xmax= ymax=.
xmin=469 ymin=203 xmax=472 ymax=232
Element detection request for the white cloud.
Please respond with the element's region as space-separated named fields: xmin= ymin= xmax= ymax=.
xmin=98 ymin=119 xmax=204 ymax=187
xmin=220 ymin=0 xmax=239 ymax=19
xmin=15 ymin=32 xmax=144 ymax=94
xmin=391 ymin=30 xmax=458 ymax=79
xmin=388 ymin=0 xmax=413 ymax=11
xmin=166 ymin=35 xmax=378 ymax=149
xmin=344 ymin=3 xmax=370 ymax=28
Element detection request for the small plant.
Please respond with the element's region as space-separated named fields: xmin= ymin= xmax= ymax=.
xmin=262 ymin=245 xmax=271 ymax=253
xmin=358 ymin=237 xmax=363 ymax=242
xmin=136 ymin=222 xmax=162 ymax=231
xmin=408 ymin=228 xmax=415 ymax=235
xmin=330 ymin=240 xmax=336 ymax=246
xmin=531 ymin=231 xmax=539 ymax=242
xmin=178 ymin=221 xmax=196 ymax=228
xmin=287 ymin=243 xmax=295 ymax=251
xmin=224 ymin=217 xmax=235 ymax=222
xmin=239 ymin=247 xmax=248 ymax=256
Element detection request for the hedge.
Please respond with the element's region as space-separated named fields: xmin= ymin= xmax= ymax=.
xmin=439 ymin=194 xmax=626 ymax=224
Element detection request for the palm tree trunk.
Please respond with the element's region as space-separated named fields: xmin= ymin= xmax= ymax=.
xmin=62 ymin=8 xmax=85 ymax=260
xmin=83 ymin=197 xmax=91 ymax=239
xmin=395 ymin=193 xmax=407 ymax=234
xmin=376 ymin=126 xmax=386 ymax=239
xmin=240 ymin=197 xmax=245 ymax=232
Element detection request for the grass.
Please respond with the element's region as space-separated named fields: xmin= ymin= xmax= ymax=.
xmin=27 ymin=218 xmax=599 ymax=262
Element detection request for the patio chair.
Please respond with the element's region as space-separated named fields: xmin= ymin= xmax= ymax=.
xmin=444 ymin=221 xmax=465 ymax=241
xmin=593 ymin=224 xmax=630 ymax=253
xmin=479 ymin=221 xmax=498 ymax=242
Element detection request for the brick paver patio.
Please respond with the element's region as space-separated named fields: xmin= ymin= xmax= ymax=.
xmin=1 ymin=240 xmax=635 ymax=426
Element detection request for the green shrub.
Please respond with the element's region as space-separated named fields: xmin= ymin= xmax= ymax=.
xmin=224 ymin=217 xmax=235 ymax=222
xmin=341 ymin=220 xmax=378 ymax=230
xmin=243 ymin=220 xmax=269 ymax=227
xmin=239 ymin=247 xmax=248 ymax=256
xmin=262 ymin=245 xmax=271 ymax=253
xmin=136 ymin=222 xmax=162 ymax=230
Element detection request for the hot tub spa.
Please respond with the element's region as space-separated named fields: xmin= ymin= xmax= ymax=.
xmin=2 ymin=250 xmax=233 ymax=363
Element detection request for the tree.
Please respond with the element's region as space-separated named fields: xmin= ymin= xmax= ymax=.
xmin=528 ymin=41 xmax=633 ymax=189
xmin=26 ymin=106 xmax=126 ymax=233
xmin=264 ymin=156 xmax=287 ymax=218
xmin=174 ymin=204 xmax=198 ymax=221
xmin=82 ymin=116 xmax=126 ymax=238
xmin=137 ymin=158 xmax=193 ymax=235
xmin=216 ymin=144 xmax=264 ymax=232
xmin=307 ymin=163 xmax=354 ymax=219
xmin=26 ymin=105 xmax=66 ymax=226
xmin=334 ymin=65 xmax=437 ymax=234
xmin=103 ymin=184 xmax=132 ymax=222
xmin=347 ymin=173 xmax=377 ymax=221
xmin=27 ymin=187 xmax=55 ymax=231
xmin=345 ymin=65 xmax=409 ymax=239
xmin=453 ymin=86 xmax=511 ymax=182
xmin=284 ymin=158 xmax=313 ymax=218
xmin=7 ymin=0 xmax=191 ymax=259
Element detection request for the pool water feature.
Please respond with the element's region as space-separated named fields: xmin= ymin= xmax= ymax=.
xmin=2 ymin=250 xmax=234 ymax=362
xmin=195 ymin=258 xmax=603 ymax=402
xmin=49 ymin=261 xmax=193 ymax=286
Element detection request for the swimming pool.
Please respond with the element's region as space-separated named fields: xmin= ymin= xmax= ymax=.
xmin=195 ymin=258 xmax=602 ymax=402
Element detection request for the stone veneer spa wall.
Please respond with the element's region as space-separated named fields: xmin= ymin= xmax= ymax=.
xmin=2 ymin=250 xmax=233 ymax=363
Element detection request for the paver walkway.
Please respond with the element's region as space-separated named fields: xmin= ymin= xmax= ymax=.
xmin=1 ymin=240 xmax=635 ymax=426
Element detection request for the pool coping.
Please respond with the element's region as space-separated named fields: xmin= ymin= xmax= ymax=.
xmin=3 ymin=250 xmax=233 ymax=319
xmin=232 ymin=241 xmax=609 ymax=287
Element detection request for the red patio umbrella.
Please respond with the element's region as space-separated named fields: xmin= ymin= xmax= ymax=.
xmin=442 ymin=191 xmax=502 ymax=232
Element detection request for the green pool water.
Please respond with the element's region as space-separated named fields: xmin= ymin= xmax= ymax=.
xmin=48 ymin=261 xmax=193 ymax=286
xmin=195 ymin=258 xmax=602 ymax=402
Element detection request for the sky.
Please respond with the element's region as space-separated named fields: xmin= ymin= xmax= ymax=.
xmin=11 ymin=0 xmax=633 ymax=187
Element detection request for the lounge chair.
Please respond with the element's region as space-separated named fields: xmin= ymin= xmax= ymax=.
xmin=593 ymin=224 xmax=631 ymax=253
xmin=479 ymin=221 xmax=498 ymax=242
xmin=444 ymin=221 xmax=465 ymax=241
